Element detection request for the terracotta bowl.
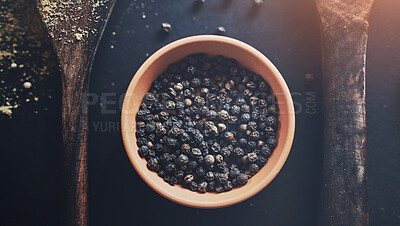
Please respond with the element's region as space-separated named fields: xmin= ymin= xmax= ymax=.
xmin=121 ymin=35 xmax=295 ymax=208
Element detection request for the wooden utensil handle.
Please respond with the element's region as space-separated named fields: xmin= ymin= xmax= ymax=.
xmin=315 ymin=1 xmax=374 ymax=225
xmin=36 ymin=0 xmax=116 ymax=225
xmin=61 ymin=60 xmax=90 ymax=226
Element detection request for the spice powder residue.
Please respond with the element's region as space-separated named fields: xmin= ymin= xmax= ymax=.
xmin=0 ymin=0 xmax=60 ymax=117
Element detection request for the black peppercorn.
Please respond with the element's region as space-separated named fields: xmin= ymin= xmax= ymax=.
xmin=258 ymin=99 xmax=267 ymax=108
xmin=136 ymin=128 xmax=146 ymax=138
xmin=211 ymin=142 xmax=221 ymax=153
xmin=216 ymin=26 xmax=226 ymax=35
xmin=184 ymin=174 xmax=194 ymax=183
xmin=174 ymin=83 xmax=183 ymax=91
xmin=246 ymin=81 xmax=256 ymax=89
xmin=137 ymin=121 xmax=146 ymax=129
xmin=205 ymin=171 xmax=215 ymax=181
xmin=191 ymin=148 xmax=202 ymax=156
xmin=239 ymin=124 xmax=248 ymax=132
xmin=194 ymin=96 xmax=206 ymax=106
xmin=191 ymin=77 xmax=201 ymax=87
xmin=177 ymin=154 xmax=189 ymax=166
xmin=208 ymin=181 xmax=216 ymax=191
xmin=166 ymin=138 xmax=178 ymax=146
xmin=230 ymin=66 xmax=238 ymax=76
xmin=237 ymin=173 xmax=249 ymax=185
xmin=176 ymin=170 xmax=185 ymax=182
xmin=165 ymin=163 xmax=176 ymax=174
xmin=204 ymin=155 xmax=215 ymax=165
xmin=147 ymin=158 xmax=160 ymax=172
xmin=218 ymin=110 xmax=230 ymax=121
xmin=216 ymin=173 xmax=228 ymax=184
xmin=266 ymin=115 xmax=278 ymax=127
xmin=183 ymin=89 xmax=193 ymax=98
xmin=223 ymin=131 xmax=234 ymax=141
xmin=248 ymin=141 xmax=257 ymax=149
xmin=241 ymin=113 xmax=250 ymax=122
xmin=194 ymin=132 xmax=204 ymax=143
xmin=242 ymin=155 xmax=249 ymax=164
xmin=137 ymin=110 xmax=148 ymax=120
xmin=215 ymin=186 xmax=224 ymax=193
xmin=250 ymin=131 xmax=261 ymax=140
xmin=225 ymin=80 xmax=235 ymax=90
xmin=235 ymin=97 xmax=246 ymax=106
xmin=249 ymin=163 xmax=259 ymax=174
xmin=188 ymin=161 xmax=197 ymax=169
xmin=196 ymin=167 xmax=206 ymax=178
xmin=168 ymin=126 xmax=181 ymax=136
xmin=229 ymin=168 xmax=241 ymax=178
xmin=158 ymin=170 xmax=166 ymax=178
xmin=268 ymin=105 xmax=279 ymax=115
xmin=259 ymin=122 xmax=267 ymax=130
xmin=166 ymin=100 xmax=176 ymax=110
xmin=144 ymin=93 xmax=156 ymax=105
xmin=180 ymin=132 xmax=191 ymax=143
xmin=181 ymin=143 xmax=191 ymax=154
xmin=247 ymin=152 xmax=258 ymax=162
xmin=224 ymin=181 xmax=233 ymax=191
xmin=187 ymin=65 xmax=196 ymax=75
xmin=257 ymin=156 xmax=267 ymax=166
xmin=221 ymin=147 xmax=231 ymax=158
xmin=168 ymin=176 xmax=177 ymax=185
xmin=233 ymin=147 xmax=244 ymax=157
xmin=241 ymin=104 xmax=250 ymax=113
xmin=265 ymin=126 xmax=275 ymax=135
xmin=138 ymin=146 xmax=149 ymax=157
xmin=215 ymin=154 xmax=223 ymax=163
xmin=189 ymin=181 xmax=199 ymax=191
xmin=217 ymin=123 xmax=227 ymax=132
xmin=267 ymin=136 xmax=277 ymax=148
xmin=202 ymin=78 xmax=212 ymax=87
xmin=198 ymin=182 xmax=208 ymax=193
xmin=238 ymin=138 xmax=248 ymax=148
xmin=168 ymin=87 xmax=177 ymax=97
xmin=228 ymin=116 xmax=238 ymax=124
xmin=137 ymin=138 xmax=147 ymax=147
xmin=230 ymin=105 xmax=240 ymax=115
xmin=217 ymin=162 xmax=229 ymax=173
xmin=261 ymin=145 xmax=272 ymax=157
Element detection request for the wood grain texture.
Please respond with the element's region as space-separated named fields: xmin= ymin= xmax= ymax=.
xmin=315 ymin=0 xmax=374 ymax=225
xmin=36 ymin=0 xmax=116 ymax=225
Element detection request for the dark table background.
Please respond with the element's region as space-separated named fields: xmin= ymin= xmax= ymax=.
xmin=1 ymin=0 xmax=399 ymax=225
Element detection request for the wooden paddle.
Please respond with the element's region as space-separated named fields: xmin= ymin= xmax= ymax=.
xmin=36 ymin=0 xmax=116 ymax=225
xmin=314 ymin=0 xmax=374 ymax=225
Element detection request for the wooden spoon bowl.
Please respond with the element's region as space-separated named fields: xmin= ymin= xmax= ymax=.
xmin=121 ymin=35 xmax=295 ymax=208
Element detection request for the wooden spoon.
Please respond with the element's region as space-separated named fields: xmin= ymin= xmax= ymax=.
xmin=36 ymin=0 xmax=116 ymax=225
xmin=315 ymin=0 xmax=374 ymax=225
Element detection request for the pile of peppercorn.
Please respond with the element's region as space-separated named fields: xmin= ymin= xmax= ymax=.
xmin=136 ymin=54 xmax=279 ymax=193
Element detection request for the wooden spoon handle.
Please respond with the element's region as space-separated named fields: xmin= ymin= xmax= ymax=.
xmin=36 ymin=1 xmax=117 ymax=225
xmin=315 ymin=0 xmax=374 ymax=225
xmin=61 ymin=59 xmax=90 ymax=226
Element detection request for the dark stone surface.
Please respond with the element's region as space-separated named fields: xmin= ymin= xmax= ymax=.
xmin=0 ymin=0 xmax=399 ymax=225
xmin=367 ymin=1 xmax=400 ymax=225
xmin=88 ymin=0 xmax=322 ymax=225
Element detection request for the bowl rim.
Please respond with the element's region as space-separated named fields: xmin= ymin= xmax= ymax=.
xmin=121 ymin=35 xmax=295 ymax=208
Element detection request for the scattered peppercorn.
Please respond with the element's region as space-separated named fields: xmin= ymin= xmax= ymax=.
xmin=204 ymin=155 xmax=215 ymax=165
xmin=161 ymin=22 xmax=172 ymax=33
xmin=254 ymin=0 xmax=264 ymax=6
xmin=136 ymin=54 xmax=279 ymax=193
xmin=216 ymin=26 xmax=226 ymax=35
